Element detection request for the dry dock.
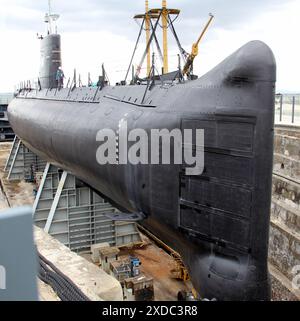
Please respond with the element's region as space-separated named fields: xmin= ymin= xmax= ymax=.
xmin=1 ymin=126 xmax=300 ymax=301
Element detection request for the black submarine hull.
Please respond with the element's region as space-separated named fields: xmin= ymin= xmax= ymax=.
xmin=8 ymin=41 xmax=276 ymax=300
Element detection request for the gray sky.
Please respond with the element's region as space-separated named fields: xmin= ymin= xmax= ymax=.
xmin=0 ymin=0 xmax=299 ymax=92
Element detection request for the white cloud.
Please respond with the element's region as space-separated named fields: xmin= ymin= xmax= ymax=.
xmin=0 ymin=30 xmax=39 ymax=92
xmin=0 ymin=0 xmax=299 ymax=92
xmin=61 ymin=31 xmax=137 ymax=85
xmin=191 ymin=0 xmax=300 ymax=93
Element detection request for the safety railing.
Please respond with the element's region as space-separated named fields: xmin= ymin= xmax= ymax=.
xmin=15 ymin=65 xmax=110 ymax=93
xmin=12 ymin=78 xmax=300 ymax=127
xmin=275 ymin=94 xmax=300 ymax=126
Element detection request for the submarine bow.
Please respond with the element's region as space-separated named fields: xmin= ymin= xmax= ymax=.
xmin=8 ymin=40 xmax=276 ymax=300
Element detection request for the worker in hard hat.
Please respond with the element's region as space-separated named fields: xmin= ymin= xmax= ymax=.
xmin=56 ymin=66 xmax=65 ymax=89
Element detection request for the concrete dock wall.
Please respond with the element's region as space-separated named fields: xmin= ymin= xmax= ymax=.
xmin=35 ymin=227 xmax=123 ymax=301
xmin=269 ymin=125 xmax=300 ymax=300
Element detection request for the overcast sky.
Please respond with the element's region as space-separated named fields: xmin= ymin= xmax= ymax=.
xmin=0 ymin=0 xmax=299 ymax=92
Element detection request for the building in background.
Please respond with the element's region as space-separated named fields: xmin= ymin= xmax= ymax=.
xmin=0 ymin=93 xmax=15 ymax=141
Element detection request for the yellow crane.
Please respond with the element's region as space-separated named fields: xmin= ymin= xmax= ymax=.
xmin=182 ymin=13 xmax=214 ymax=77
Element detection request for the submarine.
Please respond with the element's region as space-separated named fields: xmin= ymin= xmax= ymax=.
xmin=7 ymin=3 xmax=276 ymax=301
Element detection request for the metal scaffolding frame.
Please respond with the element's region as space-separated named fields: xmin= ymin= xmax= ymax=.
xmin=33 ymin=163 xmax=142 ymax=252
xmin=5 ymin=136 xmax=46 ymax=181
xmin=5 ymin=139 xmax=142 ymax=252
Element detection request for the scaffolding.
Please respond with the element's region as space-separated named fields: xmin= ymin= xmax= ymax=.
xmin=5 ymin=136 xmax=46 ymax=181
xmin=5 ymin=139 xmax=142 ymax=252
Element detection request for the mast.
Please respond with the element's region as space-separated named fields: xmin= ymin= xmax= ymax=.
xmin=133 ymin=1 xmax=160 ymax=78
xmin=148 ymin=1 xmax=180 ymax=75
xmin=48 ymin=0 xmax=52 ymax=33
xmin=162 ymin=0 xmax=168 ymax=74
xmin=44 ymin=0 xmax=60 ymax=35
xmin=145 ymin=0 xmax=151 ymax=76
xmin=131 ymin=1 xmax=180 ymax=79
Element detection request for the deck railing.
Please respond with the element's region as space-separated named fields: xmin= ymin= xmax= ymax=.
xmin=275 ymin=94 xmax=300 ymax=126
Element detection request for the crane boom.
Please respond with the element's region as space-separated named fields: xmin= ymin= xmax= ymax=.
xmin=182 ymin=13 xmax=214 ymax=76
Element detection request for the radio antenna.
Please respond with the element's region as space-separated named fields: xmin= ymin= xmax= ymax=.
xmin=44 ymin=0 xmax=60 ymax=34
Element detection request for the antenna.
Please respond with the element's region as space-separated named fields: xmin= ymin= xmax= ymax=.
xmin=44 ymin=0 xmax=60 ymax=34
xmin=48 ymin=0 xmax=52 ymax=16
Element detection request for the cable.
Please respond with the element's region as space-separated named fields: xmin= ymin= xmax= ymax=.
xmin=37 ymin=251 xmax=91 ymax=301
xmin=150 ymin=19 xmax=164 ymax=64
xmin=124 ymin=18 xmax=146 ymax=83
xmin=135 ymin=11 xmax=162 ymax=79
xmin=168 ymin=13 xmax=188 ymax=64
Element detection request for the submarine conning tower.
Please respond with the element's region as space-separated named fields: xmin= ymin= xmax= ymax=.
xmin=39 ymin=3 xmax=61 ymax=89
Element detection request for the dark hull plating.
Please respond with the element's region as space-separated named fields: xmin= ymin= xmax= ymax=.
xmin=8 ymin=41 xmax=276 ymax=300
